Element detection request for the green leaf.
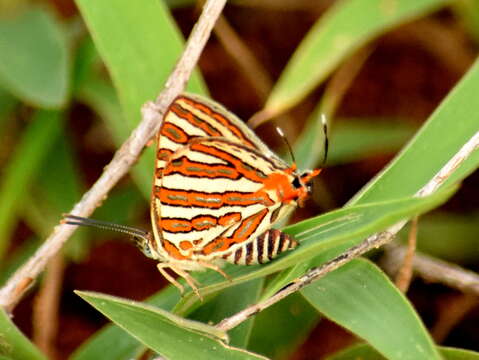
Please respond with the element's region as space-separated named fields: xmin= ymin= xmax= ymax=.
xmin=302 ymin=259 xmax=441 ymax=360
xmin=76 ymin=291 xmax=267 ymax=360
xmin=247 ymin=293 xmax=319 ymax=359
xmin=173 ymin=186 xmax=456 ymax=314
xmin=191 ymin=279 xmax=264 ymax=348
xmin=412 ymin=212 xmax=479 ymax=263
xmin=21 ymin=130 xmax=86 ymax=260
xmin=0 ymin=8 xmax=69 ymax=108
xmin=453 ymin=0 xmax=479 ymax=43
xmin=70 ymin=286 xmax=181 ymax=360
xmin=327 ymin=118 xmax=417 ymax=166
xmin=0 ymin=309 xmax=47 ymax=360
xmin=327 ymin=343 xmax=479 ymax=360
xmin=0 ymin=110 xmax=62 ymax=260
xmin=265 ymin=0 xmax=450 ymax=116
xmin=76 ymin=0 xmax=208 ymax=195
xmin=350 ymin=57 xmax=479 ymax=205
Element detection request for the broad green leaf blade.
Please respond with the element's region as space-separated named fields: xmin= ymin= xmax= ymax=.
xmin=413 ymin=212 xmax=479 ymax=263
xmin=191 ymin=279 xmax=264 ymax=348
xmin=265 ymin=0 xmax=449 ymax=116
xmin=351 ymin=57 xmax=479 ymax=205
xmin=75 ymin=0 xmax=206 ymax=126
xmin=0 ymin=310 xmax=47 ymax=360
xmin=70 ymin=286 xmax=180 ymax=360
xmin=0 ymin=8 xmax=69 ymax=108
xmin=295 ymin=115 xmax=416 ymax=170
xmin=327 ymin=343 xmax=479 ymax=360
xmin=302 ymin=259 xmax=442 ymax=360
xmin=327 ymin=119 xmax=417 ymax=166
xmin=173 ymin=186 xmax=456 ymax=314
xmin=0 ymin=110 xmax=62 ymax=260
xmin=76 ymin=291 xmax=267 ymax=360
xmin=247 ymin=293 xmax=319 ymax=360
xmin=76 ymin=0 xmax=208 ymax=194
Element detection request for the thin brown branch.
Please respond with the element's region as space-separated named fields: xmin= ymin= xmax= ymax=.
xmin=217 ymin=130 xmax=479 ymax=332
xmin=33 ymin=252 xmax=65 ymax=359
xmin=0 ymin=0 xmax=227 ymax=311
xmin=319 ymin=46 xmax=373 ymax=118
xmin=395 ymin=216 xmax=418 ymax=292
xmin=214 ymin=15 xmax=272 ymax=100
xmin=384 ymin=243 xmax=479 ymax=296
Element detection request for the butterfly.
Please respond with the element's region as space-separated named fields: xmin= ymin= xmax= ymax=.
xmin=66 ymin=94 xmax=321 ymax=300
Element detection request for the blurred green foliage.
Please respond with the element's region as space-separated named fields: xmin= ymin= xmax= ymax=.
xmin=0 ymin=0 xmax=478 ymax=359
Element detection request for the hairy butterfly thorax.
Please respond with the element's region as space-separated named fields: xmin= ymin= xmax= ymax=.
xmin=65 ymin=94 xmax=323 ymax=300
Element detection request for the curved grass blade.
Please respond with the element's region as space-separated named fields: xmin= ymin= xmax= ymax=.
xmin=0 ymin=8 xmax=69 ymax=108
xmin=350 ymin=57 xmax=479 ymax=205
xmin=302 ymin=259 xmax=441 ymax=360
xmin=247 ymin=293 xmax=319 ymax=359
xmin=76 ymin=291 xmax=267 ymax=360
xmin=70 ymin=286 xmax=180 ymax=360
xmin=0 ymin=111 xmax=62 ymax=260
xmin=0 ymin=310 xmax=46 ymax=360
xmin=190 ymin=279 xmax=264 ymax=348
xmin=265 ymin=0 xmax=450 ymax=117
xmin=327 ymin=343 xmax=479 ymax=360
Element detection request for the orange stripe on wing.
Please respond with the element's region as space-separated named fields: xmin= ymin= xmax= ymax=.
xmin=157 ymin=187 xmax=272 ymax=209
xmin=163 ymin=240 xmax=190 ymax=260
xmin=191 ymin=142 xmax=268 ymax=183
xmin=163 ymin=156 xmax=240 ymax=180
xmin=171 ymin=103 xmax=222 ymax=137
xmin=161 ymin=213 xmax=241 ymax=234
xmin=161 ymin=122 xmax=189 ymax=144
xmin=161 ymin=218 xmax=192 ymax=233
xmin=180 ymin=96 xmax=257 ymax=149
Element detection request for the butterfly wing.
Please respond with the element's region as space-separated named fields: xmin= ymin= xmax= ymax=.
xmin=155 ymin=93 xmax=279 ymax=176
xmin=151 ymin=138 xmax=297 ymax=265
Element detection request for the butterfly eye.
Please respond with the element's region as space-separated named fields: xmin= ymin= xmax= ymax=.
xmin=292 ymin=177 xmax=302 ymax=189
xmin=135 ymin=236 xmax=154 ymax=258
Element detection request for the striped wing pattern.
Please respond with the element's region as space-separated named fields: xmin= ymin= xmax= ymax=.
xmin=150 ymin=95 xmax=297 ymax=269
xmin=147 ymin=94 xmax=319 ymax=298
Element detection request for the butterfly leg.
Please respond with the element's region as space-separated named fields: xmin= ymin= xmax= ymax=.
xmin=197 ymin=260 xmax=232 ymax=282
xmin=169 ymin=266 xmax=203 ymax=301
xmin=157 ymin=263 xmax=184 ymax=295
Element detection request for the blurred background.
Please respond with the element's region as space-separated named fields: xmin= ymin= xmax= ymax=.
xmin=0 ymin=0 xmax=478 ymax=359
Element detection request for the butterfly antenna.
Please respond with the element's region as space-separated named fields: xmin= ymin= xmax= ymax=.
xmin=320 ymin=114 xmax=329 ymax=165
xmin=63 ymin=214 xmax=150 ymax=240
xmin=276 ymin=126 xmax=296 ymax=165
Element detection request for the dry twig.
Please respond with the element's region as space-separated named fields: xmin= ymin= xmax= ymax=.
xmin=217 ymin=130 xmax=479 ymax=332
xmin=0 ymin=0 xmax=227 ymax=311
xmin=395 ymin=216 xmax=418 ymax=292
xmin=384 ymin=243 xmax=479 ymax=296
xmin=32 ymin=253 xmax=65 ymax=359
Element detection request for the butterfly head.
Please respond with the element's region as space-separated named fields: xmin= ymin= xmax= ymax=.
xmin=290 ymin=167 xmax=321 ymax=207
xmin=133 ymin=233 xmax=156 ymax=259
